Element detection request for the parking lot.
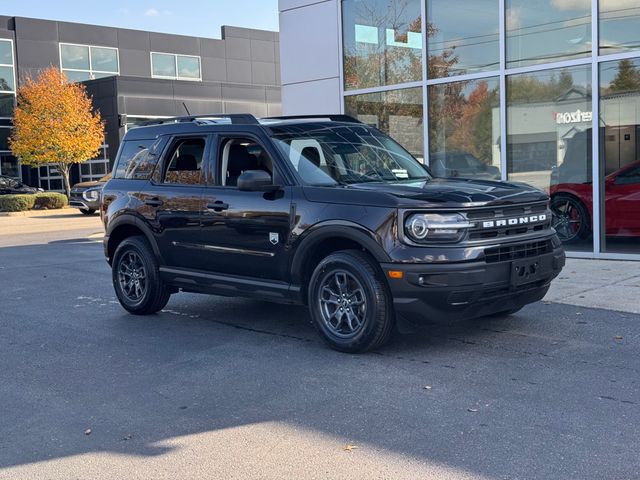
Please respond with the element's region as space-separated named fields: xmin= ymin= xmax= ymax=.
xmin=0 ymin=211 xmax=639 ymax=479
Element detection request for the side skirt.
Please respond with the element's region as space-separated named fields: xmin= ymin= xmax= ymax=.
xmin=159 ymin=266 xmax=303 ymax=305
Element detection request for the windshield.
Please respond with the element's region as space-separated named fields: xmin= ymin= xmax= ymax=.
xmin=269 ymin=123 xmax=430 ymax=186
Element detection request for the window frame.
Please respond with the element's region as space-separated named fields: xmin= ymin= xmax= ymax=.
xmin=150 ymin=52 xmax=202 ymax=81
xmin=59 ymin=42 xmax=120 ymax=80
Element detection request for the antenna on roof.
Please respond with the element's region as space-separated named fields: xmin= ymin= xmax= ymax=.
xmin=182 ymin=102 xmax=191 ymax=116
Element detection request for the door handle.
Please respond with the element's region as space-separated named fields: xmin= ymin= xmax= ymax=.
xmin=207 ymin=201 xmax=229 ymax=212
xmin=144 ymin=198 xmax=163 ymax=207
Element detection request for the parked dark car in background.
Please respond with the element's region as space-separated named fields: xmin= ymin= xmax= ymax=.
xmin=0 ymin=175 xmax=42 ymax=195
xmin=430 ymin=151 xmax=501 ymax=180
xmin=69 ymin=173 xmax=111 ymax=215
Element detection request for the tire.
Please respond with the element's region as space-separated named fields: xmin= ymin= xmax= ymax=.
xmin=550 ymin=194 xmax=590 ymax=244
xmin=112 ymin=236 xmax=171 ymax=315
xmin=81 ymin=209 xmax=96 ymax=215
xmin=308 ymin=250 xmax=394 ymax=353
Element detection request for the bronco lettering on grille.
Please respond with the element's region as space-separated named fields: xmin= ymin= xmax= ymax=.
xmin=482 ymin=214 xmax=547 ymax=229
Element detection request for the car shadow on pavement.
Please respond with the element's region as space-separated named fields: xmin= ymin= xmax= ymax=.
xmin=1 ymin=241 xmax=639 ymax=479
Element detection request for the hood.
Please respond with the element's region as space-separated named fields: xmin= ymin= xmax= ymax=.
xmin=303 ymin=177 xmax=549 ymax=208
xmin=71 ymin=180 xmax=106 ymax=190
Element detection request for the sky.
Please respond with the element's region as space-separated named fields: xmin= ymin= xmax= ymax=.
xmin=1 ymin=0 xmax=280 ymax=38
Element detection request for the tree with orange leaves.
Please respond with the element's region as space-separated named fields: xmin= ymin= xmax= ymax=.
xmin=10 ymin=67 xmax=104 ymax=197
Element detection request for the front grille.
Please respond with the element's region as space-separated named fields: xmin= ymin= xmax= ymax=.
xmin=484 ymin=239 xmax=552 ymax=264
xmin=466 ymin=201 xmax=551 ymax=241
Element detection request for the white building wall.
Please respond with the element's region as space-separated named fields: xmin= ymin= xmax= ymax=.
xmin=278 ymin=0 xmax=342 ymax=115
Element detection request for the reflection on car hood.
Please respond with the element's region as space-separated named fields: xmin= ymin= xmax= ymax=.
xmin=304 ymin=177 xmax=549 ymax=208
xmin=71 ymin=180 xmax=106 ymax=190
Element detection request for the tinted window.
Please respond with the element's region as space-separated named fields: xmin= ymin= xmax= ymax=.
xmin=151 ymin=53 xmax=176 ymax=77
xmin=616 ymin=165 xmax=640 ymax=184
xmin=163 ymin=138 xmax=205 ymax=185
xmin=219 ymin=138 xmax=273 ymax=187
xmin=113 ymin=139 xmax=155 ymax=179
xmin=60 ymin=44 xmax=90 ymax=70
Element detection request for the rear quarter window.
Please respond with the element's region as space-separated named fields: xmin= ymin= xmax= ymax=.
xmin=113 ymin=138 xmax=164 ymax=180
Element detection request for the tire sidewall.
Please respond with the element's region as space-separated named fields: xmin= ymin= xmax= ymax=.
xmin=112 ymin=238 xmax=157 ymax=312
xmin=308 ymin=253 xmax=388 ymax=352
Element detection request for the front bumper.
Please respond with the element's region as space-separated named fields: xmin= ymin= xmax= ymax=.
xmin=69 ymin=195 xmax=100 ymax=211
xmin=382 ymin=244 xmax=565 ymax=324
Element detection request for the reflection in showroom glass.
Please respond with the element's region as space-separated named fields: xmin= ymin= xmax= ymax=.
xmin=599 ymin=0 xmax=640 ymax=55
xmin=344 ymin=87 xmax=423 ymax=161
xmin=429 ymin=77 xmax=500 ymax=180
xmin=426 ymin=0 xmax=499 ymax=77
xmin=342 ymin=0 xmax=422 ymax=90
xmin=506 ymin=0 xmax=591 ymax=68
xmin=599 ymin=58 xmax=640 ymax=254
xmin=507 ymin=65 xmax=592 ymax=251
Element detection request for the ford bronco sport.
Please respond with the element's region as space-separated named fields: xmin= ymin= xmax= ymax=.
xmin=101 ymin=114 xmax=565 ymax=353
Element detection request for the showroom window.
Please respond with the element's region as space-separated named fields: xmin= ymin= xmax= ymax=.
xmin=344 ymin=87 xmax=424 ymax=160
xmin=340 ymin=0 xmax=639 ymax=258
xmin=0 ymin=39 xmax=15 ymax=118
xmin=506 ymin=0 xmax=591 ymax=68
xmin=507 ymin=65 xmax=592 ymax=252
xmin=342 ymin=0 xmax=422 ymax=90
xmin=60 ymin=43 xmax=119 ymax=82
xmin=599 ymin=0 xmax=640 ymax=55
xmin=428 ymin=77 xmax=500 ymax=179
xmin=426 ymin=0 xmax=499 ymax=77
xmin=151 ymin=53 xmax=201 ymax=81
xmin=599 ymin=58 xmax=640 ymax=254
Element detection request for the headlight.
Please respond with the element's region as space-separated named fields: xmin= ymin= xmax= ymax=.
xmin=83 ymin=188 xmax=101 ymax=201
xmin=404 ymin=213 xmax=474 ymax=243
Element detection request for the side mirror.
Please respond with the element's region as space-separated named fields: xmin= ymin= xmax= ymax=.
xmin=237 ymin=170 xmax=280 ymax=192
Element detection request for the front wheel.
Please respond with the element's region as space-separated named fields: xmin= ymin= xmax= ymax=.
xmin=81 ymin=208 xmax=96 ymax=215
xmin=112 ymin=236 xmax=171 ymax=315
xmin=550 ymin=194 xmax=590 ymax=244
xmin=308 ymin=250 xmax=394 ymax=353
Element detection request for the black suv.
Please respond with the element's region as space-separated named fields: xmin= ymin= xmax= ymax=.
xmin=102 ymin=114 xmax=565 ymax=353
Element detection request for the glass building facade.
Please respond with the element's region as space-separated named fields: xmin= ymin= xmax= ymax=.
xmin=341 ymin=0 xmax=640 ymax=258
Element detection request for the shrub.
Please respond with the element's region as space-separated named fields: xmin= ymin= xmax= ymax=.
xmin=0 ymin=194 xmax=36 ymax=212
xmin=34 ymin=192 xmax=68 ymax=209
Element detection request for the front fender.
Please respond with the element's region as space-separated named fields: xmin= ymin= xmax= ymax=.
xmin=289 ymin=221 xmax=392 ymax=284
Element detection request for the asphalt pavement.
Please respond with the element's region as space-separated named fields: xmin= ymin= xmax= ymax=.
xmin=0 ymin=213 xmax=639 ymax=479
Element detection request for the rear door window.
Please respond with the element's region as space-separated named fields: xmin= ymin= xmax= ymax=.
xmin=162 ymin=137 xmax=206 ymax=185
xmin=113 ymin=138 xmax=164 ymax=179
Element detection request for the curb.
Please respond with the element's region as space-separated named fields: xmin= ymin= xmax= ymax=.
xmin=0 ymin=207 xmax=80 ymax=217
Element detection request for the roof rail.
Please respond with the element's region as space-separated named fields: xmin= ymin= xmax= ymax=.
xmin=262 ymin=114 xmax=362 ymax=124
xmin=140 ymin=114 xmax=259 ymax=126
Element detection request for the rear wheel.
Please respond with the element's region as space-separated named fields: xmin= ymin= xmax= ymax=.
xmin=112 ymin=236 xmax=171 ymax=315
xmin=308 ymin=250 xmax=394 ymax=353
xmin=551 ymin=194 xmax=590 ymax=244
xmin=81 ymin=208 xmax=96 ymax=215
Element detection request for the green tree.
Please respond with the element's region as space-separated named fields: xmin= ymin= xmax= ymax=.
xmin=609 ymin=59 xmax=640 ymax=93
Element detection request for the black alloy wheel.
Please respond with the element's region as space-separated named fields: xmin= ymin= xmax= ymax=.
xmin=308 ymin=250 xmax=394 ymax=353
xmin=550 ymin=194 xmax=590 ymax=244
xmin=112 ymin=236 xmax=171 ymax=315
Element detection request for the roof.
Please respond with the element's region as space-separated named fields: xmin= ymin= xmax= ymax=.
xmin=123 ymin=114 xmax=363 ymax=140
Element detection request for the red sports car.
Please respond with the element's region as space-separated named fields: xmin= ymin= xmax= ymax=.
xmin=549 ymin=160 xmax=640 ymax=243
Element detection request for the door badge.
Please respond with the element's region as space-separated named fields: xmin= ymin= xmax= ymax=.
xmin=269 ymin=232 xmax=279 ymax=245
